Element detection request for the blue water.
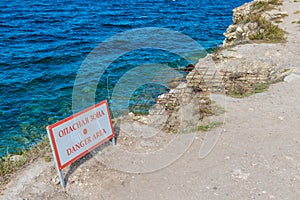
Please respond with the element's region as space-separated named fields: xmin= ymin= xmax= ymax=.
xmin=0 ymin=0 xmax=249 ymax=156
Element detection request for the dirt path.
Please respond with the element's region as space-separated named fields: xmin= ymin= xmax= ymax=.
xmin=2 ymin=0 xmax=300 ymax=199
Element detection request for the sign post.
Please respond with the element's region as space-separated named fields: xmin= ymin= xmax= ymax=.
xmin=46 ymin=126 xmax=66 ymax=188
xmin=46 ymin=100 xmax=114 ymax=188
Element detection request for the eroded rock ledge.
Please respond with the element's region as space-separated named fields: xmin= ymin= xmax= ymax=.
xmin=223 ymin=0 xmax=287 ymax=46
xmin=127 ymin=0 xmax=290 ymax=133
xmin=150 ymin=0 xmax=289 ymax=132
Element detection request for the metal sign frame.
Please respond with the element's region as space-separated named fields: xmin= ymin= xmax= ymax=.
xmin=46 ymin=100 xmax=115 ymax=188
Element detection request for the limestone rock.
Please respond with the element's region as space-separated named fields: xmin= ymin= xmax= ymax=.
xmin=222 ymin=0 xmax=283 ymax=47
xmin=10 ymin=155 xmax=24 ymax=162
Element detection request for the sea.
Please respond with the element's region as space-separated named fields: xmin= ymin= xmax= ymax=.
xmin=0 ymin=0 xmax=250 ymax=157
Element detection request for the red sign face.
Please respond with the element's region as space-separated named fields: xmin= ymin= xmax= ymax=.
xmin=47 ymin=100 xmax=114 ymax=170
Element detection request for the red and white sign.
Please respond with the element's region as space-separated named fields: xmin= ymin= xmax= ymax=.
xmin=47 ymin=100 xmax=114 ymax=170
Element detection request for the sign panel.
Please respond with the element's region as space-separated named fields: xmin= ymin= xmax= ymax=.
xmin=47 ymin=100 xmax=114 ymax=170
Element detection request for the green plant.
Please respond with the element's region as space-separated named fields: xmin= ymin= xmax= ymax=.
xmin=251 ymin=1 xmax=266 ymax=11
xmin=251 ymin=0 xmax=282 ymax=12
xmin=211 ymin=104 xmax=226 ymax=116
xmin=193 ymin=121 xmax=223 ymax=132
xmin=227 ymin=90 xmax=252 ymax=98
xmin=233 ymin=13 xmax=286 ymax=43
xmin=248 ymin=16 xmax=286 ymax=42
xmin=233 ymin=0 xmax=286 ymax=43
xmin=0 ymin=137 xmax=51 ymax=191
xmin=227 ymin=81 xmax=270 ymax=98
xmin=254 ymin=82 xmax=269 ymax=93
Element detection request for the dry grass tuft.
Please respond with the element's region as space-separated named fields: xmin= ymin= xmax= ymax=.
xmin=0 ymin=138 xmax=51 ymax=192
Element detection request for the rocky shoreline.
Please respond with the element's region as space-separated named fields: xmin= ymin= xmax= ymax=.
xmin=2 ymin=0 xmax=300 ymax=199
xmin=126 ymin=0 xmax=292 ymax=134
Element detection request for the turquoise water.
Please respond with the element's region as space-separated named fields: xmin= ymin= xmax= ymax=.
xmin=0 ymin=0 xmax=249 ymax=156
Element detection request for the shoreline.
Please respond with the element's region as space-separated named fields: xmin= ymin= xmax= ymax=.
xmin=2 ymin=0 xmax=300 ymax=198
xmin=0 ymin=0 xmax=286 ymax=186
xmin=0 ymin=2 xmax=237 ymax=159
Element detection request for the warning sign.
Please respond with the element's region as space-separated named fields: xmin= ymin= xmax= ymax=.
xmin=47 ymin=100 xmax=114 ymax=170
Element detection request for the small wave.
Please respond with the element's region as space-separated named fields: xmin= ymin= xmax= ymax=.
xmin=0 ymin=24 xmax=16 ymax=28
xmin=102 ymin=23 xmax=134 ymax=28
xmin=27 ymin=38 xmax=56 ymax=43
xmin=0 ymin=62 xmax=10 ymax=67
xmin=30 ymin=54 xmax=82 ymax=65
xmin=25 ymin=73 xmax=75 ymax=86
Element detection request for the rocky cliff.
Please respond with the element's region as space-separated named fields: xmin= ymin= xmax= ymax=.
xmin=146 ymin=0 xmax=292 ymax=132
xmin=223 ymin=0 xmax=287 ymax=46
